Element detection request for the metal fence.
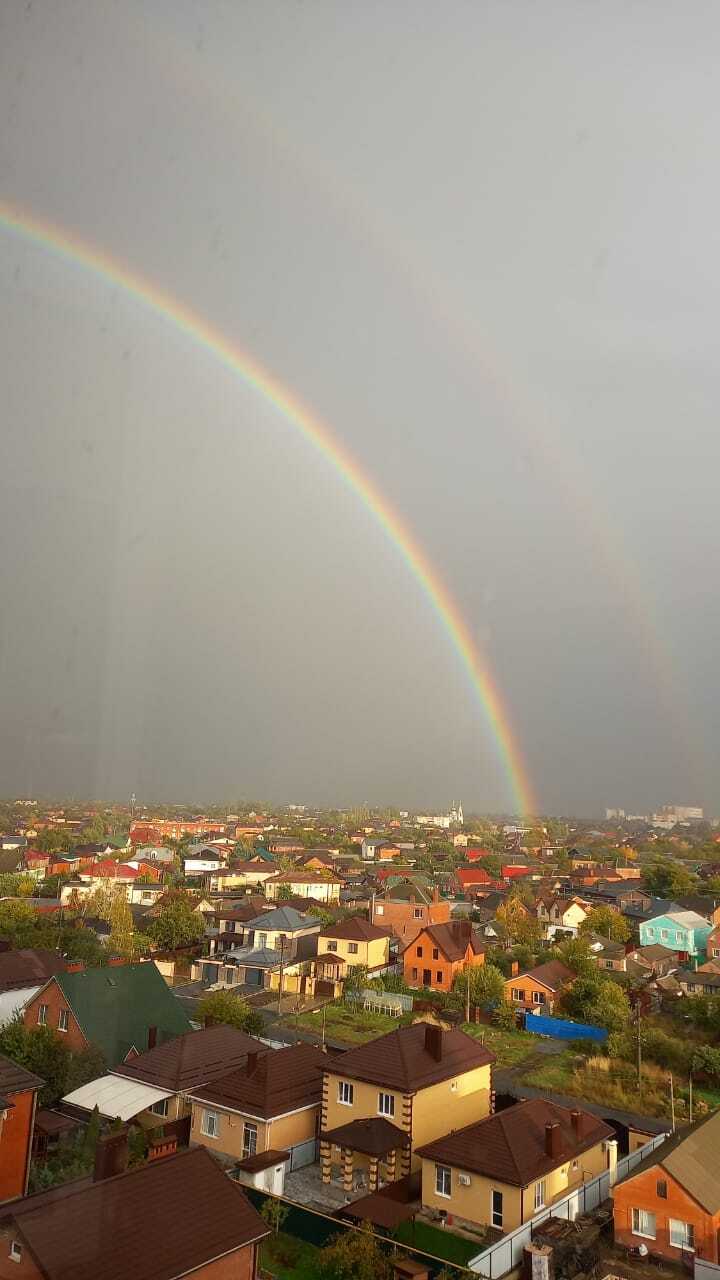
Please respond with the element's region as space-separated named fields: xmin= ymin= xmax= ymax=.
xmin=523 ymin=1012 xmax=607 ymax=1042
xmin=349 ymin=988 xmax=414 ymax=1014
xmin=288 ymin=1137 xmax=319 ymax=1171
xmin=467 ymin=1132 xmax=668 ymax=1277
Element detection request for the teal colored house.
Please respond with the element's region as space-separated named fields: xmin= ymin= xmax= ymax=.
xmin=639 ymin=909 xmax=712 ymax=965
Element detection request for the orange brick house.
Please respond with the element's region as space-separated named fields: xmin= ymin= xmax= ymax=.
xmin=403 ymin=921 xmax=486 ymax=992
xmin=0 ymin=1056 xmax=42 ymax=1204
xmin=505 ymin=959 xmax=575 ymax=1013
xmin=372 ymin=881 xmax=450 ymax=944
xmin=613 ymin=1110 xmax=720 ymax=1263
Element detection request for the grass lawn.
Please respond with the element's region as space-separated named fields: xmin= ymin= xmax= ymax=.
xmin=461 ymin=1024 xmax=539 ymax=1068
xmin=293 ymin=1003 xmax=413 ymax=1044
xmin=394 ymin=1218 xmax=485 ymax=1266
xmin=260 ymin=1232 xmax=322 ymax=1280
xmin=519 ymin=1048 xmax=577 ymax=1092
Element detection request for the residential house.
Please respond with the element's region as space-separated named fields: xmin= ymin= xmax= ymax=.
xmin=585 ymin=934 xmax=629 ymax=973
xmin=264 ymin=871 xmax=342 ymax=903
xmin=320 ymin=1023 xmax=495 ymax=1192
xmin=505 ymin=960 xmax=576 ymax=1014
xmin=639 ymin=911 xmax=713 ymax=965
xmin=454 ymin=867 xmax=507 ymax=896
xmin=188 ymin=1042 xmax=327 ymax=1192
xmin=361 ymin=836 xmax=391 ymax=861
xmin=675 ymin=969 xmax=720 ymax=996
xmin=316 ymin=917 xmax=391 ymax=975
xmin=627 ymin=944 xmax=680 ymax=976
xmin=612 ymin=1108 xmax=720 ymax=1262
xmin=210 ymin=862 xmax=277 ymax=892
xmin=232 ymin=905 xmax=322 ymax=959
xmin=23 ymin=962 xmax=191 ymax=1065
xmin=705 ymin=923 xmax=720 ymax=961
xmin=418 ymin=1100 xmax=616 ymax=1232
xmin=403 ymin=921 xmax=485 ymax=993
xmin=372 ymin=881 xmax=450 ymax=944
xmin=0 ymin=1143 xmax=269 ymax=1280
xmin=205 ymin=897 xmax=268 ymax=956
xmin=0 ymin=1056 xmax=42 ymax=1204
xmin=62 ymin=1024 xmax=268 ymax=1131
xmin=0 ymin=949 xmax=67 ymax=1028
xmin=535 ymin=895 xmax=590 ymax=939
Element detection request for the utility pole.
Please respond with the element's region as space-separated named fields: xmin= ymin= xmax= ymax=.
xmin=321 ymin=1001 xmax=327 ymax=1048
xmin=689 ymin=1073 xmax=693 ymax=1124
xmin=465 ymin=967 xmax=471 ymax=1024
xmin=636 ymin=1007 xmax=642 ymax=1091
xmin=669 ymin=1074 xmax=676 ymax=1132
xmin=277 ymin=935 xmax=286 ymax=1016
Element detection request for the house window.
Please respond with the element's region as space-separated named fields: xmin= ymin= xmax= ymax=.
xmin=375 ymin=905 xmax=384 ymax=915
xmin=58 ymin=1008 xmax=69 ymax=1033
xmin=669 ymin=1220 xmax=695 ymax=1251
xmin=258 ymin=933 xmax=267 ymax=948
xmin=338 ymin=1081 xmax=354 ymax=1106
xmin=510 ymin=988 xmax=523 ymax=1002
xmin=378 ymin=1092 xmax=395 ymax=1117
xmin=201 ymin=1110 xmax=219 ymax=1139
xmin=646 ymin=927 xmax=655 ymax=937
xmin=348 ymin=943 xmax=359 ymax=955
xmin=605 ymin=960 xmax=614 ymax=969
xmin=432 ymin=948 xmax=439 ymax=960
xmin=243 ymin=1122 xmax=258 ymax=1159
xmin=150 ymin=1098 xmax=169 ymax=1117
xmin=37 ymin=1004 xmax=48 ymax=1026
xmin=9 ymin=1242 xmax=21 ymax=1262
xmin=534 ymin=1180 xmax=546 ymax=1210
xmin=661 ymin=930 xmax=669 ymax=941
xmin=413 ymin=908 xmax=423 ymax=919
xmin=657 ymin=1179 xmax=667 ymax=1199
xmin=491 ymin=1189 xmax=503 ymax=1228
xmin=435 ymin=1164 xmax=451 ymax=1197
xmin=572 ymin=1160 xmax=579 ymax=1172
xmin=412 ymin=968 xmax=418 ymax=979
xmin=326 ymin=941 xmax=338 ymax=952
xmin=416 ymin=946 xmax=423 ymax=957
xmin=532 ymin=990 xmax=546 ymax=1004
xmin=436 ymin=971 xmax=443 ymax=983
xmin=631 ymin=1209 xmax=656 ymax=1240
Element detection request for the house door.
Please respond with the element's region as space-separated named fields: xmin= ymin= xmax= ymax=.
xmin=491 ymin=1189 xmax=503 ymax=1228
xmin=423 ymin=969 xmax=431 ymax=985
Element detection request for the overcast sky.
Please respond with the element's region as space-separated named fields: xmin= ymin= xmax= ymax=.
xmin=1 ymin=1 xmax=719 ymax=817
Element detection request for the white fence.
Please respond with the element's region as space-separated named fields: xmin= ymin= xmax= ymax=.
xmin=468 ymin=1132 xmax=668 ymax=1277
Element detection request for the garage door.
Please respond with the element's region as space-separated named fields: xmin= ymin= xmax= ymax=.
xmin=245 ymin=968 xmax=263 ymax=986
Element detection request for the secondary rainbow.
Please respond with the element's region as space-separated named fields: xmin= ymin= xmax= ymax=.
xmin=0 ymin=197 xmax=536 ymax=815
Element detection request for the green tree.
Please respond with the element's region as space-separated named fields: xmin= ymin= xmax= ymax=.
xmin=260 ymin=1197 xmax=289 ymax=1234
xmin=317 ymin=1226 xmax=391 ymax=1280
xmin=561 ymin=974 xmax=630 ymax=1032
xmin=555 ymin=937 xmax=596 ymax=978
xmin=493 ymin=1000 xmax=518 ymax=1031
xmin=643 ymin=859 xmax=698 ymax=899
xmin=451 ymin=963 xmax=505 ymax=1012
xmin=148 ymin=899 xmax=206 ymax=950
xmin=579 ymin=907 xmax=631 ymax=943
xmin=274 ymin=883 xmax=294 ymax=902
xmin=691 ymin=1044 xmax=720 ymax=1081
xmin=343 ymin=965 xmax=369 ymax=1000
xmin=0 ymin=1018 xmax=71 ymax=1106
xmin=496 ymin=898 xmax=542 ymax=946
xmin=196 ymin=989 xmax=263 ymax=1035
xmin=108 ymin=893 xmax=135 ymax=957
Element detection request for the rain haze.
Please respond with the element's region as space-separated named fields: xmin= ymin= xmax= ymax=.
xmin=1 ymin=0 xmax=719 ymax=816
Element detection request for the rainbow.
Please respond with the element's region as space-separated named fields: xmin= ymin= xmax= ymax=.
xmin=0 ymin=197 xmax=536 ymax=815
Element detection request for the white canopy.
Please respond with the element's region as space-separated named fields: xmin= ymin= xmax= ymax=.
xmin=62 ymin=1074 xmax=174 ymax=1121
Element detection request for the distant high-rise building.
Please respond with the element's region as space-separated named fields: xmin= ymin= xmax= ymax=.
xmin=606 ymin=808 xmax=626 ymax=820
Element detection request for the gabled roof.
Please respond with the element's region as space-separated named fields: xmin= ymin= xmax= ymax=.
xmin=246 ymin=905 xmax=321 ymax=932
xmin=189 ymin=1042 xmax=326 ymax=1118
xmin=45 ymin=963 xmax=192 ymax=1065
xmin=512 ymin=960 xmax=575 ymax=991
xmin=0 ymin=948 xmax=66 ymax=993
xmin=378 ymin=879 xmax=435 ymax=904
xmin=408 ymin=921 xmax=485 ymax=962
xmin=417 ymin=1099 xmax=613 ymax=1185
xmin=266 ymin=870 xmax=343 ymax=884
xmin=319 ymin=916 xmax=391 ymax=943
xmin=660 ymin=909 xmax=712 ymax=929
xmin=5 ymin=1146 xmax=269 ymax=1280
xmin=113 ymin=1025 xmax=269 ymax=1091
xmin=0 ymin=1051 xmax=43 ymax=1096
xmin=327 ymin=1022 xmax=494 ymax=1092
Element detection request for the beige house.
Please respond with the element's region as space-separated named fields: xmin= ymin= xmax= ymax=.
xmin=188 ymin=1042 xmax=327 ymax=1192
xmin=535 ymin=895 xmax=590 ymax=938
xmin=317 ymin=917 xmax=391 ymax=969
xmin=418 ymin=1099 xmax=616 ymax=1233
xmin=265 ymin=871 xmax=343 ymax=903
xmin=320 ymin=1023 xmax=494 ymax=1195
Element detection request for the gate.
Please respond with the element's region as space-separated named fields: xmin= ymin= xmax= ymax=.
xmin=288 ymin=1138 xmax=319 ymax=1171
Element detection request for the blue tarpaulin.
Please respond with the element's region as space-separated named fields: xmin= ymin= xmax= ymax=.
xmin=524 ymin=1011 xmax=607 ymax=1041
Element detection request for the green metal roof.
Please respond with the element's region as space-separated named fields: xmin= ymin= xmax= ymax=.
xmin=55 ymin=962 xmax=192 ymax=1066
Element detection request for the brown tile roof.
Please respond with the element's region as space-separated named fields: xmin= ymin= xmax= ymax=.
xmin=512 ymin=959 xmax=576 ymax=991
xmin=6 ymin=1146 xmax=269 ymax=1280
xmin=0 ymin=948 xmax=66 ymax=993
xmin=236 ymin=1148 xmax=290 ymax=1173
xmin=406 ymin=921 xmax=485 ymax=962
xmin=319 ymin=916 xmax=391 ymax=943
xmin=327 ymin=1022 xmax=494 ymax=1092
xmin=417 ymin=1099 xmax=613 ymax=1186
xmin=322 ymin=1115 xmax=410 ymax=1155
xmin=0 ymin=1051 xmax=43 ymax=1096
xmin=113 ymin=1026 xmax=270 ymax=1092
xmin=267 ymin=870 xmax=343 ymax=884
xmin=616 ymin=1109 xmax=720 ymax=1214
xmin=189 ymin=1042 xmax=326 ymax=1118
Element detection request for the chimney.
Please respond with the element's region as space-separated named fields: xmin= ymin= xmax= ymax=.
xmin=424 ymin=1024 xmax=443 ymax=1061
xmin=433 ymin=885 xmax=440 ymax=904
xmin=545 ymin=1122 xmax=561 ymax=1159
xmin=147 ymin=1025 xmax=157 ymax=1051
xmin=94 ymin=1129 xmax=130 ymax=1182
xmin=571 ymin=1109 xmax=583 ymax=1139
xmin=65 ymin=960 xmax=84 ymax=973
xmin=108 ymin=956 xmax=127 ymax=967
xmin=510 ymin=960 xmax=519 ymax=977
xmin=246 ymin=1051 xmax=259 ymax=1075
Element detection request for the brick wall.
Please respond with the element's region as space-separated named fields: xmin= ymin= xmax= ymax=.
xmin=0 ymin=1089 xmax=35 ymax=1203
xmin=613 ymin=1166 xmax=719 ymax=1263
xmin=23 ymin=980 xmax=86 ymax=1053
xmin=372 ymin=899 xmax=450 ymax=944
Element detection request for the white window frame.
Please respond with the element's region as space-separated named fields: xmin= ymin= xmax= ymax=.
xmin=326 ymin=941 xmax=338 ymax=952
xmin=510 ymin=988 xmax=523 ymax=1002
xmin=378 ymin=1092 xmax=395 ymax=1117
xmin=632 ymin=1208 xmax=656 ymax=1240
xmin=9 ymin=1241 xmax=22 ymax=1262
xmin=338 ymin=1081 xmax=354 ymax=1106
xmin=413 ymin=908 xmax=423 ymax=919
xmin=534 ymin=1179 xmax=546 ymax=1210
xmin=149 ymin=1098 xmax=169 ymax=1117
xmin=491 ymin=1189 xmax=503 ymax=1228
xmin=532 ymin=990 xmax=546 ymax=1004
xmin=375 ymin=905 xmax=384 ymax=915
xmin=435 ymin=1164 xmax=451 ymax=1197
xmin=201 ymin=1109 xmax=220 ymax=1139
xmin=669 ymin=1219 xmax=695 ymax=1251
xmin=37 ymin=1004 xmax=47 ymax=1026
xmin=348 ymin=942 xmax=359 ymax=955
xmin=242 ymin=1121 xmax=258 ymax=1159
xmin=58 ymin=1008 xmax=69 ymax=1033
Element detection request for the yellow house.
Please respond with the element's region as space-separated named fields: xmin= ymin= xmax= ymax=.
xmin=265 ymin=871 xmax=343 ymax=903
xmin=320 ymin=1023 xmax=495 ymax=1195
xmin=317 ymin=917 xmax=391 ymax=969
xmin=417 ymin=1099 xmax=617 ymax=1233
xmin=188 ymin=1042 xmax=327 ymax=1190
